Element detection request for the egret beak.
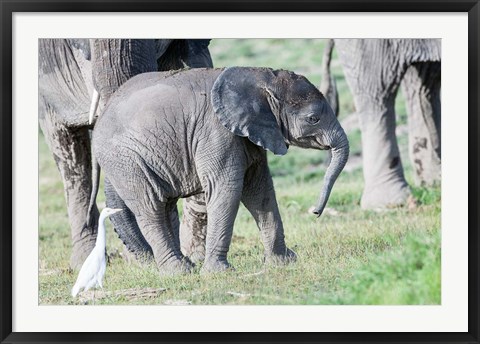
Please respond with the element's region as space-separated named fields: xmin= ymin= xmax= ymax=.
xmin=110 ymin=208 xmax=123 ymax=215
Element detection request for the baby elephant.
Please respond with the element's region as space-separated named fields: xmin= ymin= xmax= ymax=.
xmin=92 ymin=67 xmax=349 ymax=274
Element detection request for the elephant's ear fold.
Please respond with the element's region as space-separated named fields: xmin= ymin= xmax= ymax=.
xmin=211 ymin=67 xmax=288 ymax=156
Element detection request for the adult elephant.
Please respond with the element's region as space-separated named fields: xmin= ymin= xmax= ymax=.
xmin=90 ymin=67 xmax=349 ymax=273
xmin=39 ymin=39 xmax=212 ymax=269
xmin=333 ymin=39 xmax=441 ymax=209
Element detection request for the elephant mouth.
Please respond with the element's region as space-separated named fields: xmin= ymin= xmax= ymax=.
xmin=304 ymin=135 xmax=331 ymax=150
xmin=295 ymin=136 xmax=330 ymax=150
xmin=314 ymin=137 xmax=331 ymax=150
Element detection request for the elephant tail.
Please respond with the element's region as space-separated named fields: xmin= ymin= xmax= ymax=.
xmin=319 ymin=39 xmax=339 ymax=117
xmin=83 ymin=153 xmax=101 ymax=233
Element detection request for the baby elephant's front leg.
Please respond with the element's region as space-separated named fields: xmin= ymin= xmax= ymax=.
xmin=201 ymin=183 xmax=243 ymax=274
xmin=242 ymin=162 xmax=297 ymax=265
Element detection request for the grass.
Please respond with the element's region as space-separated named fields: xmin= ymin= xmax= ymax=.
xmin=38 ymin=39 xmax=440 ymax=305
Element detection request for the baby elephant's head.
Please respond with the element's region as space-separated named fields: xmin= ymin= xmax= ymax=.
xmin=211 ymin=67 xmax=349 ymax=217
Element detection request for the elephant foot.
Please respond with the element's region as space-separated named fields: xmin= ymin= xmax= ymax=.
xmin=200 ymin=258 xmax=234 ymax=274
xmin=188 ymin=250 xmax=205 ymax=264
xmin=157 ymin=257 xmax=194 ymax=276
xmin=120 ymin=246 xmax=154 ymax=266
xmin=361 ymin=181 xmax=411 ymax=210
xmin=265 ymin=247 xmax=297 ymax=266
xmin=70 ymin=232 xmax=97 ymax=270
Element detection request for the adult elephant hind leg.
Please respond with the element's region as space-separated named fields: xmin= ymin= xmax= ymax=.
xmin=335 ymin=39 xmax=411 ymax=209
xmin=104 ymin=178 xmax=154 ymax=262
xmin=39 ymin=109 xmax=99 ymax=270
xmin=180 ymin=194 xmax=207 ymax=264
xmin=241 ymin=160 xmax=296 ymax=265
xmin=357 ymin=96 xmax=411 ymax=209
xmin=402 ymin=62 xmax=441 ymax=186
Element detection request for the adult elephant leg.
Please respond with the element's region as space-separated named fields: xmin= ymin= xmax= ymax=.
xmin=185 ymin=39 xmax=213 ymax=68
xmin=39 ymin=109 xmax=99 ymax=270
xmin=401 ymin=62 xmax=441 ymax=186
xmin=180 ymin=194 xmax=207 ymax=264
xmin=356 ymin=95 xmax=411 ymax=208
xmin=90 ymin=39 xmax=159 ymax=111
xmin=335 ymin=39 xmax=410 ymax=209
xmin=104 ymin=178 xmax=153 ymax=261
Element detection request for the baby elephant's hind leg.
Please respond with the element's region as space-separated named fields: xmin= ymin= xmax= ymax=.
xmin=105 ymin=151 xmax=192 ymax=275
xmin=134 ymin=200 xmax=193 ymax=275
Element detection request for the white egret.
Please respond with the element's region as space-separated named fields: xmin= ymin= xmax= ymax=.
xmin=71 ymin=207 xmax=122 ymax=297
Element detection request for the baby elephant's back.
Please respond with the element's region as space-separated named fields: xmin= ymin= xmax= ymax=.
xmin=96 ymin=68 xmax=223 ymax=137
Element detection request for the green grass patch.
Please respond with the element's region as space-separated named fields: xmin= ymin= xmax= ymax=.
xmin=313 ymin=227 xmax=441 ymax=304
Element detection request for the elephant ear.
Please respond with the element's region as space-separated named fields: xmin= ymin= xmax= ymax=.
xmin=211 ymin=67 xmax=288 ymax=156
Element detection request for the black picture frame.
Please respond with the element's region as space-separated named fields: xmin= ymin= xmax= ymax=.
xmin=1 ymin=1 xmax=478 ymax=343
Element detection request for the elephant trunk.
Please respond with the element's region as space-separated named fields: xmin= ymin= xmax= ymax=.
xmin=312 ymin=128 xmax=349 ymax=217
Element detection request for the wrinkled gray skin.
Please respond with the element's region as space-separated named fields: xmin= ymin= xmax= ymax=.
xmin=402 ymin=62 xmax=441 ymax=186
xmin=38 ymin=39 xmax=212 ymax=269
xmin=91 ymin=67 xmax=349 ymax=274
xmin=333 ymin=39 xmax=441 ymax=209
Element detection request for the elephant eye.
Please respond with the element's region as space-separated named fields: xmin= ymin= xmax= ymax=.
xmin=306 ymin=115 xmax=320 ymax=124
